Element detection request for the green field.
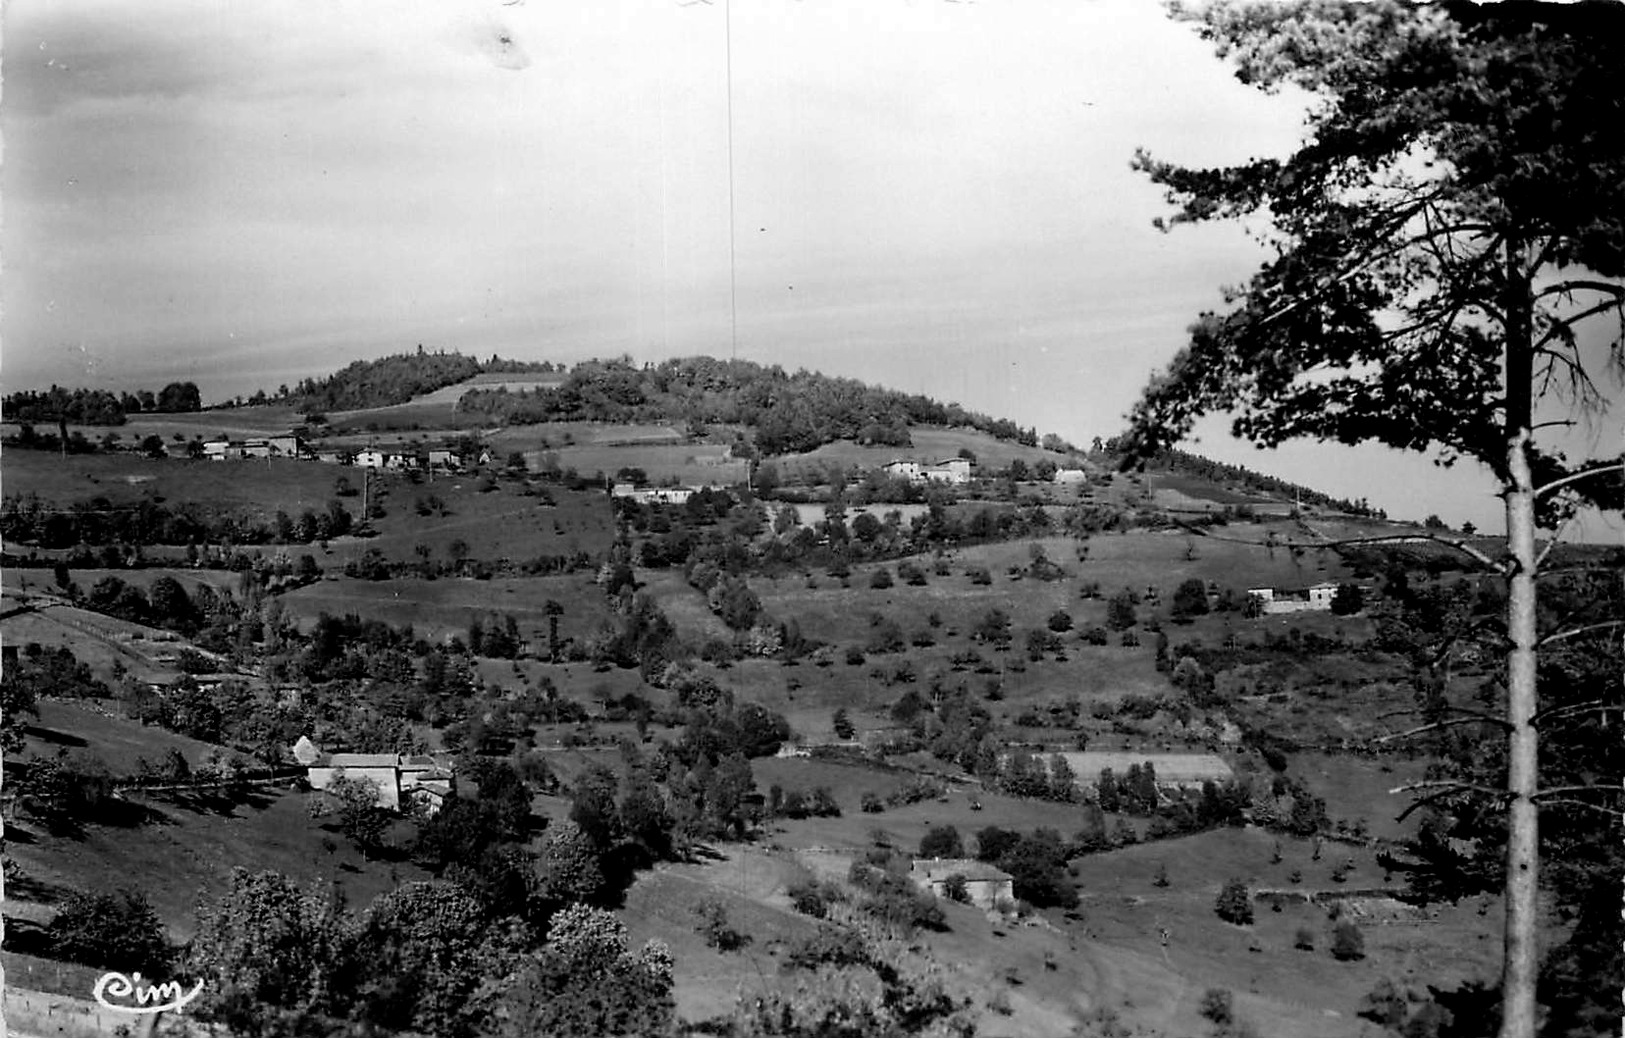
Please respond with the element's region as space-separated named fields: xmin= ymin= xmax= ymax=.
xmin=1 ymin=451 xmax=347 ymax=517
xmin=279 ymin=572 xmax=612 ymax=644
xmin=6 ymin=785 xmax=425 ymax=942
xmin=23 ymin=698 xmax=241 ymax=772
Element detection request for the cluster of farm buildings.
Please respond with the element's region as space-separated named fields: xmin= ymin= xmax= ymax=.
xmin=202 ymin=434 xmax=475 ymax=472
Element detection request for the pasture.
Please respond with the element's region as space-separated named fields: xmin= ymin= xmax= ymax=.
xmin=4 ymin=785 xmax=426 ymax=942
xmin=0 ymin=593 xmax=189 ymax=683
xmin=278 ymin=572 xmax=611 ymax=644
xmin=1 ymin=451 xmax=348 ymax=517
xmin=766 ymin=428 xmax=1076 ymax=479
xmin=22 ymin=698 xmax=241 ymax=773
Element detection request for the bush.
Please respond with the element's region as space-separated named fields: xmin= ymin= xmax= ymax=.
xmin=870 ymin=568 xmax=894 ymax=589
xmin=860 ymin=792 xmax=884 ymax=813
xmin=1294 ymin=927 xmax=1315 ymax=951
xmin=1214 ymin=879 xmax=1253 ymax=925
xmin=45 ymin=890 xmax=173 ymax=974
xmin=787 ymin=880 xmax=843 ymax=919
xmin=1331 ymin=920 xmax=1365 ymax=961
xmin=1199 ymin=988 xmax=1234 ymax=1027
xmin=693 ymin=897 xmax=749 ymax=952
xmin=783 ymin=925 xmax=869 ymax=972
xmin=941 ymin=874 xmax=970 ymax=903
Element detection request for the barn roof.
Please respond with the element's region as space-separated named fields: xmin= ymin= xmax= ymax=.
xmin=911 ymin=858 xmax=1013 ymax=883
xmin=321 ymin=753 xmax=402 ymax=769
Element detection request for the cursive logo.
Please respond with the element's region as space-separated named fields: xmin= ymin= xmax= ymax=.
xmin=92 ymin=972 xmax=204 ymax=1015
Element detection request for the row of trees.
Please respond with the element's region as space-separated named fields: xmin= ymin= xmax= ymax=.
xmin=0 ymin=492 xmax=354 ymax=549
xmin=3 ymin=381 xmax=202 ymax=425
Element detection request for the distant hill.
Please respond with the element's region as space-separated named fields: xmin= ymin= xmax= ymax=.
xmin=455 ymin=355 xmax=1050 ymax=456
xmin=271 ymin=349 xmax=558 ymax=414
xmin=1117 ymin=445 xmax=1386 ymax=520
xmin=6 ymin=347 xmax=1383 ymax=521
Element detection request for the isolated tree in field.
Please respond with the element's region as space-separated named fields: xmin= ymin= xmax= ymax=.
xmin=1214 ymin=878 xmax=1253 ymax=926
xmin=1170 ymin=577 xmax=1210 ymax=622
xmin=1105 ymin=590 xmax=1137 ymax=631
xmin=1331 ymin=920 xmax=1366 ymax=963
xmin=1127 ymin=5 xmax=1624 ymax=1032
xmin=832 ymin=707 xmax=855 ymax=740
xmin=919 ymin=825 xmax=965 ymax=860
xmin=544 ymin=598 xmax=564 ymax=660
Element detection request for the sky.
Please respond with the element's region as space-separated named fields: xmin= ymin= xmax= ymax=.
xmin=3 ymin=0 xmax=1621 ymax=538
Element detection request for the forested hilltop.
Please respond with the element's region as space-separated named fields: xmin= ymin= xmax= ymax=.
xmin=456 ymin=355 xmax=1047 ymax=454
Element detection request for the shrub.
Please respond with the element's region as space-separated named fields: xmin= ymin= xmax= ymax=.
xmin=786 ymin=880 xmax=843 ymax=919
xmin=45 ymin=890 xmax=173 ymax=974
xmin=1293 ymin=927 xmax=1315 ymax=951
xmin=783 ymin=925 xmax=869 ymax=972
xmin=1214 ymin=879 xmax=1253 ymax=925
xmin=941 ymin=874 xmax=970 ymax=903
xmin=1331 ymin=920 xmax=1365 ymax=961
xmin=870 ymin=568 xmax=894 ymax=589
xmin=860 ymin=792 xmax=884 ymax=813
xmin=693 ymin=897 xmax=749 ymax=952
xmin=1199 ymin=988 xmax=1234 ymax=1027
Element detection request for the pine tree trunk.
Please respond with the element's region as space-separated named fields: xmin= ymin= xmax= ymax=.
xmin=1499 ymin=239 xmax=1539 ymax=1038
xmin=1501 ymin=437 xmax=1539 ymax=1038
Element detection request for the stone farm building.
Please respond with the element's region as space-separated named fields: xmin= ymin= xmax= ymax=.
xmin=882 ymin=457 xmax=972 ymax=485
xmin=203 ymin=434 xmax=301 ymax=461
xmin=910 ymin=858 xmax=1014 ymax=910
xmin=1055 ymin=751 xmax=1234 ymax=791
xmin=1246 ymin=583 xmax=1339 ymax=614
xmin=295 ymin=736 xmax=452 ymax=813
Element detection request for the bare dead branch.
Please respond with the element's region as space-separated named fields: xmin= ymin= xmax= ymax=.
xmin=1389 ymin=779 xmax=1505 ymax=798
xmin=1533 ymin=514 xmax=1576 ymax=570
xmin=1532 ymin=295 xmax=1625 ymax=353
xmin=1532 ymin=698 xmax=1625 ymax=728
xmin=1533 ymin=462 xmax=1625 ymax=500
xmin=1533 ymin=279 xmax=1625 ymax=302
xmin=1392 ymin=783 xmax=1508 ymax=823
xmin=1531 ymin=798 xmax=1625 ymax=819
xmin=1532 ymin=783 xmax=1625 ymax=800
xmin=1375 ymin=714 xmax=1512 ymax=743
xmin=1537 ymin=620 xmax=1625 ymax=649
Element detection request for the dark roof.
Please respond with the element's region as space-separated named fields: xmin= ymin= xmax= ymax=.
xmin=911 ymin=858 xmax=1012 ymax=883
